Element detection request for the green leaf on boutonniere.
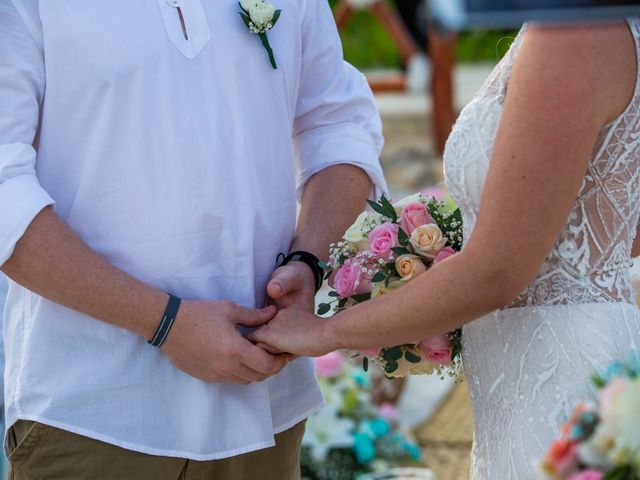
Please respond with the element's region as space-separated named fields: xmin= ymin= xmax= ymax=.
xmin=327 ymin=291 xmax=340 ymax=297
xmin=272 ymin=9 xmax=281 ymax=25
xmin=384 ymin=360 xmax=399 ymax=374
xmin=383 ymin=346 xmax=403 ymax=361
xmin=363 ymin=356 xmax=369 ymax=372
xmin=239 ymin=12 xmax=251 ymax=28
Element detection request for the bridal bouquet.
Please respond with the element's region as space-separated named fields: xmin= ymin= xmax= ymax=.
xmin=317 ymin=193 xmax=464 ymax=379
xmin=302 ymin=352 xmax=423 ymax=480
xmin=541 ymin=355 xmax=640 ymax=480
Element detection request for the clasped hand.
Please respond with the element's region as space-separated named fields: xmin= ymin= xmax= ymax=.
xmin=161 ymin=261 xmax=325 ymax=385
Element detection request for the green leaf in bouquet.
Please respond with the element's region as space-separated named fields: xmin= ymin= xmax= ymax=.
xmin=317 ymin=303 xmax=331 ymax=315
xmin=391 ymin=247 xmax=410 ymax=257
xmin=372 ymin=271 xmax=387 ymax=283
xmin=592 ymin=374 xmax=607 ymax=389
xmin=383 ymin=346 xmax=403 ymax=361
xmin=404 ymin=350 xmax=422 ymax=363
xmin=328 ymin=291 xmax=341 ymax=297
xmin=604 ymin=465 xmax=634 ymax=480
xmin=385 ymin=360 xmax=399 ymax=374
xmin=363 ymin=356 xmax=369 ymax=372
xmin=367 ymin=199 xmax=387 ymax=217
xmin=351 ymin=293 xmax=372 ymax=303
xmin=398 ymin=227 xmax=410 ymax=247
xmin=380 ymin=195 xmax=398 ymax=222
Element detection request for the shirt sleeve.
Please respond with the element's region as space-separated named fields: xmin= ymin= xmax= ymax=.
xmin=0 ymin=1 xmax=55 ymax=266
xmin=293 ymin=0 xmax=388 ymax=201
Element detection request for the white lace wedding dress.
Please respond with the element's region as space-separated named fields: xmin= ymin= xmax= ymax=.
xmin=443 ymin=19 xmax=640 ymax=479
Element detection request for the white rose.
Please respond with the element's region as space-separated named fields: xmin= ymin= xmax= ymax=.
xmin=240 ymin=0 xmax=257 ymax=12
xmin=248 ymin=1 xmax=276 ymax=27
xmin=410 ymin=224 xmax=447 ymax=259
xmin=344 ymin=212 xmax=373 ymax=251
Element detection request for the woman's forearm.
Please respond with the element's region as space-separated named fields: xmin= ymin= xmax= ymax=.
xmin=324 ymin=250 xmax=517 ymax=351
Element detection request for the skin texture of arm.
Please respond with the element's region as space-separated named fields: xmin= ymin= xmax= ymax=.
xmin=267 ymin=165 xmax=373 ymax=314
xmin=2 ymin=207 xmax=288 ymax=384
xmin=251 ymin=22 xmax=638 ymax=356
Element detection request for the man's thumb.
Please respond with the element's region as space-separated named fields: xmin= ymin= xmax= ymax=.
xmin=267 ymin=268 xmax=297 ymax=299
xmin=233 ymin=305 xmax=277 ymax=327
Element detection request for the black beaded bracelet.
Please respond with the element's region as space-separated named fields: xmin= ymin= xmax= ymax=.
xmin=277 ymin=251 xmax=325 ymax=293
xmin=148 ymin=294 xmax=181 ymax=348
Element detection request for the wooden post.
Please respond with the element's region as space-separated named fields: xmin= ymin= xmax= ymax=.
xmin=429 ymin=27 xmax=457 ymax=156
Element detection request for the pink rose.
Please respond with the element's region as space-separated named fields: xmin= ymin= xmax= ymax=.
xmin=333 ymin=259 xmax=372 ymax=298
xmin=568 ymin=471 xmax=604 ymax=480
xmin=419 ymin=335 xmax=453 ymax=364
xmin=433 ymin=247 xmax=456 ymax=264
xmin=359 ymin=349 xmax=381 ymax=357
xmin=400 ymin=203 xmax=434 ymax=236
xmin=421 ymin=186 xmax=447 ymax=201
xmin=369 ymin=223 xmax=399 ymax=259
xmin=378 ymin=403 xmax=400 ymax=422
xmin=315 ymin=352 xmax=345 ymax=378
xmin=598 ymin=378 xmax=627 ymax=416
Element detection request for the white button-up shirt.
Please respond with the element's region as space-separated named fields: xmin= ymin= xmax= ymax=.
xmin=0 ymin=0 xmax=386 ymax=460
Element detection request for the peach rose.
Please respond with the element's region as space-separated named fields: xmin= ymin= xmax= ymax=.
xmin=315 ymin=352 xmax=345 ymax=378
xmin=410 ymin=224 xmax=447 ymax=259
xmin=568 ymin=471 xmax=604 ymax=480
xmin=544 ymin=439 xmax=579 ymax=477
xmin=395 ymin=254 xmax=427 ymax=281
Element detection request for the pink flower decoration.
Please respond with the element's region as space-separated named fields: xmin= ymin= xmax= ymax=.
xmin=568 ymin=470 xmax=603 ymax=480
xmin=315 ymin=352 xmax=345 ymax=378
xmin=359 ymin=349 xmax=381 ymax=358
xmin=545 ymin=439 xmax=579 ymax=477
xmin=598 ymin=378 xmax=627 ymax=416
xmin=433 ymin=247 xmax=456 ymax=264
xmin=419 ymin=335 xmax=453 ymax=364
xmin=421 ymin=186 xmax=447 ymax=201
xmin=333 ymin=259 xmax=372 ymax=298
xmin=400 ymin=203 xmax=434 ymax=236
xmin=378 ymin=403 xmax=400 ymax=422
xmin=369 ymin=223 xmax=400 ymax=259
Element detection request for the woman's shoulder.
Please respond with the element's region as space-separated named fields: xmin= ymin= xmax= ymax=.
xmin=516 ymin=21 xmax=637 ymax=126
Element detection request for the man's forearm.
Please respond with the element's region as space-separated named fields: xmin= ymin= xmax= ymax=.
xmin=1 ymin=207 xmax=165 ymax=339
xmin=291 ymin=165 xmax=373 ymax=259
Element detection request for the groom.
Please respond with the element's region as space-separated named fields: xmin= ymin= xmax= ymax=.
xmin=0 ymin=1 xmax=386 ymax=479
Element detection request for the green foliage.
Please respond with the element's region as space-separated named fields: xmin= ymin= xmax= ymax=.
xmin=328 ymin=0 xmax=518 ymax=68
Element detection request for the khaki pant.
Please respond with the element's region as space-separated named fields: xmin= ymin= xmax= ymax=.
xmin=7 ymin=420 xmax=305 ymax=480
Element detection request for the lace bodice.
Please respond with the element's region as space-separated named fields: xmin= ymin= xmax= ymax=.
xmin=444 ymin=20 xmax=640 ymax=307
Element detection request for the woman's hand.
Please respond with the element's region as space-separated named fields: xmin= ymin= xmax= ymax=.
xmin=249 ymin=307 xmax=336 ymax=357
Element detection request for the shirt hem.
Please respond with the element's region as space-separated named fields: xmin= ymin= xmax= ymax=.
xmin=7 ymin=414 xmax=277 ymax=461
xmin=272 ymin=401 xmax=324 ymax=435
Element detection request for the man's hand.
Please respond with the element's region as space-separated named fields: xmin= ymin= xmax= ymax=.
xmin=161 ymin=301 xmax=289 ymax=384
xmin=267 ymin=262 xmax=316 ymax=312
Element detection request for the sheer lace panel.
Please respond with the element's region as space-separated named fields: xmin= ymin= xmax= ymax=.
xmin=444 ymin=19 xmax=640 ymax=308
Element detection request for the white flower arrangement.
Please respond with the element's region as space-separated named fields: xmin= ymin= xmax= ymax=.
xmin=238 ymin=1 xmax=281 ymax=69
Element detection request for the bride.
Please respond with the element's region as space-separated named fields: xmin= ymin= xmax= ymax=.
xmin=251 ymin=19 xmax=640 ymax=479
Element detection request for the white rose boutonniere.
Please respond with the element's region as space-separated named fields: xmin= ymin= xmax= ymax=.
xmin=239 ymin=1 xmax=281 ymax=69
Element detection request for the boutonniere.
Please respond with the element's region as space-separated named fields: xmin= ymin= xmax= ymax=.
xmin=238 ymin=1 xmax=281 ymax=69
